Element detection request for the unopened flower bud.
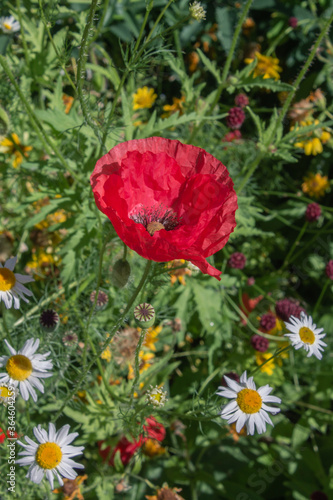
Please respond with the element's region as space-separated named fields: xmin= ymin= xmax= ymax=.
xmin=134 ymin=303 xmax=155 ymax=328
xmin=146 ymin=385 xmax=168 ymax=407
xmin=111 ymin=259 xmax=131 ymax=288
xmin=39 ymin=309 xmax=59 ymax=333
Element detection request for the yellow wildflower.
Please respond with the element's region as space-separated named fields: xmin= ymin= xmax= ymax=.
xmin=101 ymin=334 xmax=112 ymax=362
xmin=143 ymin=325 xmax=162 ymax=352
xmin=128 ymin=351 xmax=154 ymax=380
xmin=302 ymin=173 xmax=330 ymax=199
xmin=132 ymin=87 xmax=157 ymax=110
xmin=293 ymin=119 xmax=331 ymax=156
xmin=255 ymin=352 xmax=276 ymax=376
xmin=25 ymin=250 xmax=60 ymax=279
xmin=52 ymin=474 xmax=88 ymax=500
xmin=142 ymin=439 xmax=166 ymax=458
xmin=167 ymin=259 xmax=192 ymax=285
xmin=244 ymin=52 xmax=282 ymax=80
xmin=62 ymin=94 xmax=74 ymax=114
xmin=162 ymin=96 xmax=185 ymax=118
xmin=0 ymin=133 xmax=32 ymax=168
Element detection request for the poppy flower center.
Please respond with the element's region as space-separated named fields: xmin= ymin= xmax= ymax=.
xmin=36 ymin=442 xmax=62 ymax=469
xmin=237 ymin=388 xmax=262 ymax=414
xmin=0 ymin=268 xmax=16 ymax=292
xmin=130 ymin=204 xmax=180 ymax=237
xmin=299 ymin=326 xmax=315 ymax=344
xmin=6 ymin=355 xmax=32 ymax=381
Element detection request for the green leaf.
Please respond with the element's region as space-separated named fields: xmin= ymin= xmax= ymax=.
xmin=197 ymin=48 xmax=222 ymax=83
xmin=216 ymin=7 xmax=237 ymax=53
xmin=63 ymin=405 xmax=91 ymax=424
xmin=236 ymin=76 xmax=295 ymax=92
xmin=35 ymin=108 xmax=83 ymax=132
xmin=246 ymin=107 xmax=263 ymax=142
xmin=191 ymin=280 xmax=222 ymax=334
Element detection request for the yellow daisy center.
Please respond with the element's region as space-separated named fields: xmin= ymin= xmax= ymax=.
xmin=0 ymin=386 xmax=11 ymax=398
xmin=151 ymin=392 xmax=162 ymax=403
xmin=3 ymin=23 xmax=12 ymax=31
xmin=299 ymin=326 xmax=315 ymax=345
xmin=0 ymin=268 xmax=16 ymax=292
xmin=237 ymin=388 xmax=262 ymax=414
xmin=6 ymin=355 xmax=32 ymax=381
xmin=36 ymin=442 xmax=62 ymax=469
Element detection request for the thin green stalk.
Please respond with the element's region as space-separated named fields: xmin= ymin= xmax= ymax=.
xmin=1 ymin=303 xmax=13 ymax=343
xmin=280 ymin=221 xmax=308 ymax=271
xmin=15 ymin=0 xmax=29 ymax=65
xmin=52 ymin=260 xmax=152 ymax=422
xmin=90 ymin=0 xmax=109 ymax=43
xmin=313 ymin=279 xmax=330 ymax=315
xmin=251 ymin=345 xmax=291 ymax=376
xmin=129 ymin=329 xmax=147 ymax=406
xmin=173 ymin=30 xmax=186 ymax=72
xmin=144 ymin=0 xmax=174 ymax=47
xmin=188 ymin=0 xmax=254 ymax=144
xmin=224 ymin=294 xmax=286 ymax=341
xmin=287 ymin=219 xmax=333 ymax=265
xmin=76 ymin=0 xmax=103 ymax=144
xmin=0 ymin=55 xmax=81 ymax=183
xmin=38 ymin=0 xmax=77 ymax=93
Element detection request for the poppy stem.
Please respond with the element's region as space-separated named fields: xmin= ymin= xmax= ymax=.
xmin=129 ymin=329 xmax=147 ymax=406
xmin=313 ymin=279 xmax=330 ymax=316
xmin=279 ymin=221 xmax=308 ymax=272
xmin=15 ymin=0 xmax=29 ymax=66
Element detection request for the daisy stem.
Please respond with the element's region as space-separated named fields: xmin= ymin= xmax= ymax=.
xmin=280 ymin=221 xmax=308 ymax=271
xmin=0 ymin=55 xmax=81 ymax=184
xmin=15 ymin=0 xmax=29 ymax=66
xmin=187 ymin=0 xmax=254 ymax=144
xmin=1 ymin=304 xmax=13 ymax=343
xmin=251 ymin=345 xmax=291 ymax=376
xmin=313 ymin=279 xmax=330 ymax=315
xmin=130 ymin=329 xmax=147 ymax=406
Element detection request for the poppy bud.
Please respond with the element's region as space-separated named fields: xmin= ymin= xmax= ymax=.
xmin=134 ymin=303 xmax=155 ymax=329
xmin=39 ymin=309 xmax=59 ymax=333
xmin=111 ymin=259 xmax=131 ymax=288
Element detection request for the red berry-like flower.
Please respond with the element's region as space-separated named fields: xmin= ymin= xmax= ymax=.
xmin=288 ymin=17 xmax=298 ymax=28
xmin=221 ymin=372 xmax=240 ymax=387
xmin=260 ymin=313 xmax=276 ymax=332
xmin=251 ymin=335 xmax=269 ymax=352
xmin=98 ymin=436 xmax=142 ymax=466
xmin=228 ymin=252 xmax=246 ymax=269
xmin=234 ymin=93 xmax=249 ymax=108
xmin=325 ymin=260 xmax=333 ymax=280
xmin=227 ymin=107 xmax=245 ymax=130
xmin=275 ymin=298 xmax=305 ymax=322
xmin=305 ymin=203 xmax=321 ymax=222
xmin=223 ymin=130 xmax=242 ymax=143
xmin=91 ymin=138 xmax=238 ymax=280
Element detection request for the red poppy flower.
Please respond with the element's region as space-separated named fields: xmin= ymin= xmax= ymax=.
xmin=0 ymin=428 xmax=18 ymax=444
xmin=143 ymin=416 xmax=166 ymax=442
xmin=98 ymin=435 xmax=143 ymax=466
xmin=91 ymin=138 xmax=237 ymax=280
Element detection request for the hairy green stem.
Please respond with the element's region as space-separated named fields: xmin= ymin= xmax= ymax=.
xmin=76 ymin=0 xmax=103 ymax=144
xmin=1 ymin=303 xmax=13 ymax=343
xmin=15 ymin=0 xmax=29 ymax=65
xmin=129 ymin=329 xmax=147 ymax=405
xmin=0 ymin=55 xmax=81 ymax=183
xmin=280 ymin=221 xmax=308 ymax=271
xmin=38 ymin=0 xmax=77 ymax=93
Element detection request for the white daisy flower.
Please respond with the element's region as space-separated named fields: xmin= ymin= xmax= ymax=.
xmin=16 ymin=423 xmax=84 ymax=490
xmin=217 ymin=371 xmax=281 ymax=435
xmin=146 ymin=385 xmax=168 ymax=407
xmin=284 ymin=312 xmax=327 ymax=360
xmin=0 ymin=338 xmax=53 ymax=402
xmin=0 ymin=382 xmax=19 ymax=406
xmin=0 ymin=16 xmax=20 ymax=33
xmin=0 ymin=256 xmax=34 ymax=309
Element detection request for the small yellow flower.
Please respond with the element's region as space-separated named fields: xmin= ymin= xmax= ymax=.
xmin=0 ymin=133 xmax=32 ymax=168
xmin=62 ymin=94 xmax=74 ymax=114
xmin=127 ymin=351 xmax=154 ymax=380
xmin=162 ymin=96 xmax=185 ymax=118
xmin=302 ymin=173 xmax=330 ymax=199
xmin=167 ymin=259 xmax=192 ymax=285
xmin=255 ymin=352 xmax=276 ymax=376
xmin=25 ymin=250 xmax=60 ymax=280
xmin=244 ymin=52 xmax=282 ymax=80
xmin=293 ymin=119 xmax=331 ymax=156
xmin=143 ymin=325 xmax=162 ymax=352
xmin=142 ymin=439 xmax=166 ymax=457
xmin=132 ymin=87 xmax=157 ymax=110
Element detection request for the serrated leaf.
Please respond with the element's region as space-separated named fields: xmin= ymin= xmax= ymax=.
xmin=35 ymin=108 xmax=83 ymax=132
xmin=236 ymin=76 xmax=295 ymax=92
xmin=246 ymin=106 xmax=263 ymax=141
xmin=197 ymin=48 xmax=221 ymax=83
xmin=60 ymin=249 xmax=76 ymax=284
